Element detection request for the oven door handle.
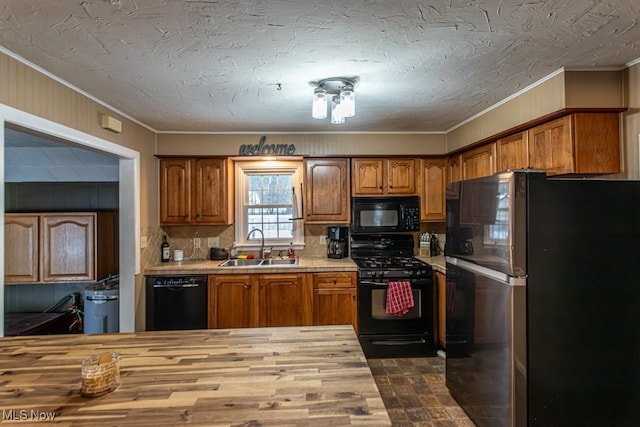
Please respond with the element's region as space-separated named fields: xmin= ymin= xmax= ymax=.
xmin=359 ymin=280 xmax=429 ymax=286
xmin=359 ymin=280 xmax=389 ymax=287
xmin=371 ymin=338 xmax=427 ymax=346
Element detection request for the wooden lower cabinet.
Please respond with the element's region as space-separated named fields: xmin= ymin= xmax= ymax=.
xmin=434 ymin=271 xmax=446 ymax=349
xmin=312 ymin=272 xmax=358 ymax=332
xmin=208 ymin=271 xmax=356 ymax=330
xmin=208 ymin=275 xmax=256 ymax=329
xmin=208 ymin=272 xmax=312 ymax=328
xmin=258 ymin=273 xmax=312 ymax=327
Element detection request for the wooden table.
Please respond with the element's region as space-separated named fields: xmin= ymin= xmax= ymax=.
xmin=0 ymin=325 xmax=391 ymax=426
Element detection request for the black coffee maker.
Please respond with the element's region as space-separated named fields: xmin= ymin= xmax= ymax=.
xmin=327 ymin=226 xmax=349 ymax=259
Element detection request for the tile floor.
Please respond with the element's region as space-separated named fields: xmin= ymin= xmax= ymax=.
xmin=367 ymin=356 xmax=475 ymax=427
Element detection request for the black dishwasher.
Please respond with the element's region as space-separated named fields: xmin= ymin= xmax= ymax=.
xmin=145 ymin=275 xmax=208 ymax=331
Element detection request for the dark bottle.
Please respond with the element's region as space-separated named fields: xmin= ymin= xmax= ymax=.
xmin=161 ymin=235 xmax=170 ymax=263
xmin=430 ymin=232 xmax=440 ymax=257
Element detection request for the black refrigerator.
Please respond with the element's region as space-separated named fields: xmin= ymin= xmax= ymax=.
xmin=445 ymin=170 xmax=640 ymax=427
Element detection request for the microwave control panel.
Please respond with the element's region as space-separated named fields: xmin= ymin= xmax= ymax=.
xmin=403 ymin=206 xmax=420 ymax=231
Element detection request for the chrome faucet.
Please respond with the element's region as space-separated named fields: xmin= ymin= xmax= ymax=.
xmin=246 ymin=228 xmax=266 ymax=259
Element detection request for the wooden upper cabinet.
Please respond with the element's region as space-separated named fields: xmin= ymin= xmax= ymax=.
xmin=352 ymin=158 xmax=416 ymax=195
xmin=5 ymin=212 xmax=115 ymax=285
xmin=461 ymin=142 xmax=497 ymax=180
xmin=304 ymin=158 xmax=350 ymax=223
xmin=387 ymin=159 xmax=416 ymax=194
xmin=528 ymin=115 xmax=573 ymax=175
xmin=528 ymin=113 xmax=620 ymax=175
xmin=160 ymin=158 xmax=192 ymax=224
xmin=352 ymin=158 xmax=384 ymax=195
xmin=160 ymin=157 xmax=233 ymax=225
xmin=41 ymin=214 xmax=96 ymax=283
xmin=193 ymin=158 xmax=233 ymax=224
xmin=418 ymin=158 xmax=447 ymax=222
xmin=5 ymin=214 xmax=39 ymax=283
xmin=447 ymin=155 xmax=462 ymax=183
xmin=497 ymin=131 xmax=529 ymax=171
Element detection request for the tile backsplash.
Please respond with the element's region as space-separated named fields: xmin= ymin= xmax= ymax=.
xmin=144 ymin=222 xmax=446 ymax=265
xmin=148 ymin=224 xmax=334 ymax=263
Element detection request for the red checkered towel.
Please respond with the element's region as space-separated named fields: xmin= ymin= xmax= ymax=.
xmin=386 ymin=281 xmax=414 ymax=316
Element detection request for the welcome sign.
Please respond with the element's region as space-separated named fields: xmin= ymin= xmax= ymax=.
xmin=238 ymin=135 xmax=296 ymax=156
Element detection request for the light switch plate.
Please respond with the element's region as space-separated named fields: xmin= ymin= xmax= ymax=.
xmin=140 ymin=235 xmax=148 ymax=248
xmin=208 ymin=237 xmax=220 ymax=248
xmin=319 ymin=235 xmax=327 ymax=245
xmin=193 ymin=238 xmax=201 ymax=249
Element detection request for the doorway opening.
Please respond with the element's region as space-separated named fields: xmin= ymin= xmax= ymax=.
xmin=0 ymin=104 xmax=140 ymax=336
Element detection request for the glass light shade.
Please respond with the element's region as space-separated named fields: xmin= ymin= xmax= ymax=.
xmin=312 ymin=88 xmax=327 ymax=119
xmin=331 ymin=99 xmax=346 ymax=124
xmin=340 ymin=85 xmax=355 ymax=118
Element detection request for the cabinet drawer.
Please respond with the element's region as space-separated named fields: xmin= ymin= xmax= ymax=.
xmin=313 ymin=272 xmax=355 ymax=289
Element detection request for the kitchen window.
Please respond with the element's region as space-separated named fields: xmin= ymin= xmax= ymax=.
xmin=234 ymin=160 xmax=304 ymax=250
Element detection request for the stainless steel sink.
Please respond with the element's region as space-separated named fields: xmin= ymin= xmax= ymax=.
xmin=260 ymin=258 xmax=298 ymax=266
xmin=218 ymin=258 xmax=299 ymax=267
xmin=218 ymin=258 xmax=263 ymax=267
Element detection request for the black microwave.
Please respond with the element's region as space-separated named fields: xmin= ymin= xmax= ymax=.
xmin=351 ymin=196 xmax=420 ymax=234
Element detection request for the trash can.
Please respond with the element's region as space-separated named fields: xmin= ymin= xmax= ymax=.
xmin=84 ymin=277 xmax=119 ymax=334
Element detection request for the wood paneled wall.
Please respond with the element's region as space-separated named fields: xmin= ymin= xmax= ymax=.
xmin=0 ymin=51 xmax=157 ymax=231
xmin=156 ymin=132 xmax=448 ymax=157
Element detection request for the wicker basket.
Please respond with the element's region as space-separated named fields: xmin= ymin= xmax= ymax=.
xmin=81 ymin=352 xmax=120 ymax=397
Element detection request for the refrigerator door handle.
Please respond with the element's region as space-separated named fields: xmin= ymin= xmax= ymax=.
xmin=446 ymin=256 xmax=526 ymax=287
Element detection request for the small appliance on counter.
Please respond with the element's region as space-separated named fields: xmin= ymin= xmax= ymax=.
xmin=327 ymin=226 xmax=348 ymax=259
xmin=209 ymin=247 xmax=229 ymax=260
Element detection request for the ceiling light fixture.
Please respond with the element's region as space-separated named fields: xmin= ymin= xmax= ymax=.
xmin=311 ymin=77 xmax=357 ymax=124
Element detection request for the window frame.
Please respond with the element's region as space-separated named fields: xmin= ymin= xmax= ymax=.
xmin=234 ymin=160 xmax=304 ymax=251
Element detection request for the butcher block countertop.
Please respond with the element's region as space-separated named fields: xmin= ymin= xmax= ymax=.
xmin=145 ymin=256 xmax=357 ymax=275
xmin=0 ymin=325 xmax=390 ymax=426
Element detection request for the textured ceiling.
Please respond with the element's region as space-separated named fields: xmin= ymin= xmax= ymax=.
xmin=1 ymin=0 xmax=639 ymax=133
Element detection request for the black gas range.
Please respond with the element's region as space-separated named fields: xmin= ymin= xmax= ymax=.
xmin=353 ymin=256 xmax=432 ymax=279
xmin=351 ymin=234 xmax=435 ymax=358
